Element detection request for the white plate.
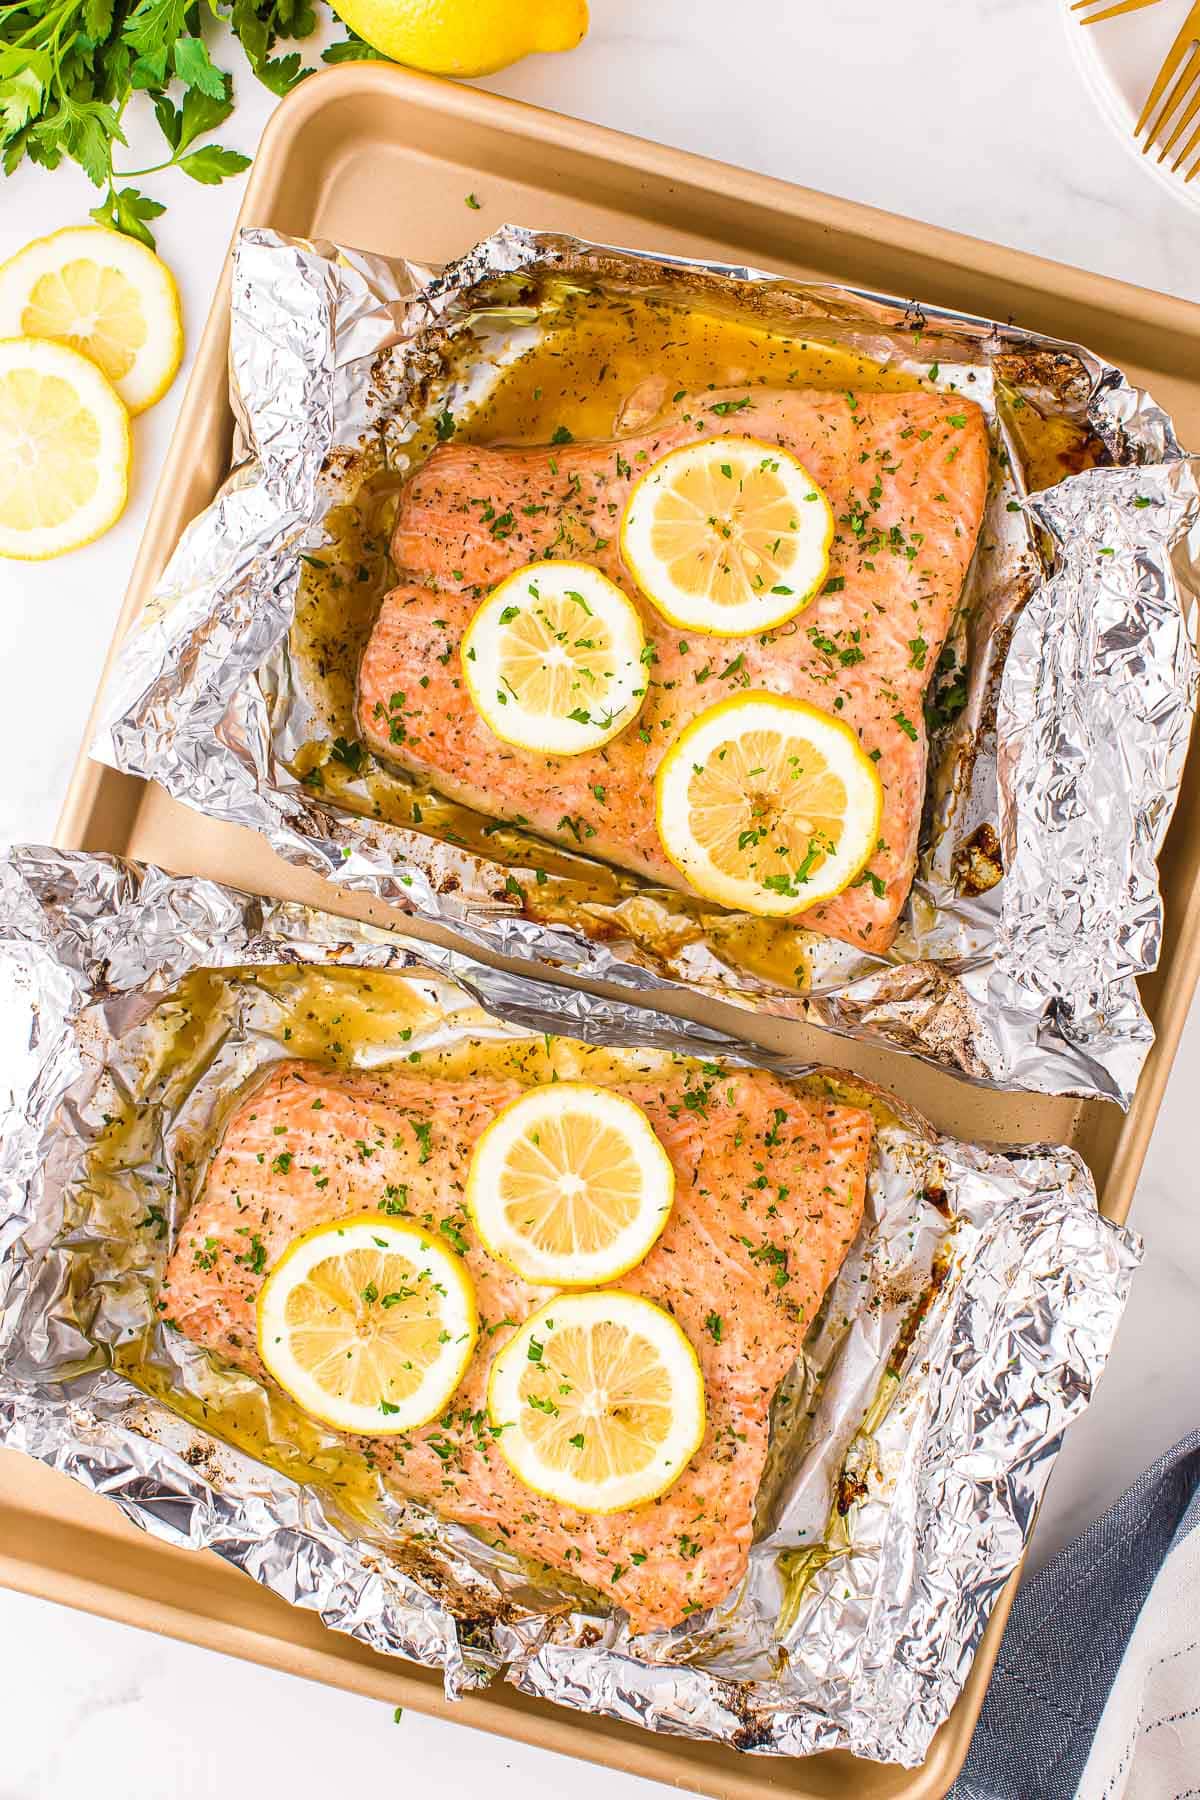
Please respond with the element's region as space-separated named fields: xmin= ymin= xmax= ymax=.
xmin=1063 ymin=0 xmax=1200 ymax=211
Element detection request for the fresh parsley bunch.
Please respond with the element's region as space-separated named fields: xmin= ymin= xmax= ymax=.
xmin=0 ymin=0 xmax=381 ymax=247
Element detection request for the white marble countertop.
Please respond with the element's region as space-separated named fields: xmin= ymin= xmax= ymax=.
xmin=1 ymin=2 xmax=1197 ymax=1793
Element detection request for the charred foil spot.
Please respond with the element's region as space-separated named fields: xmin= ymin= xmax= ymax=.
xmin=994 ymin=349 xmax=1092 ymax=414
xmin=954 ymin=823 xmax=1004 ymax=897
xmin=182 ymin=1440 xmax=224 ymax=1484
xmin=730 ymin=1703 xmax=781 ymax=1753
xmin=887 ymin=1244 xmax=953 ymax=1384
xmin=382 ymin=1539 xmax=520 ymax=1634
xmin=834 ymin=1466 xmax=871 ymax=1518
xmin=1052 ymin=428 xmax=1109 ymax=478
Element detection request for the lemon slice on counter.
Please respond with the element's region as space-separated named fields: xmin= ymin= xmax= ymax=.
xmin=488 ymin=1291 xmax=706 ymax=1514
xmin=461 ymin=560 xmax=648 ymax=754
xmin=467 ymin=1082 xmax=675 ymax=1286
xmin=0 ymin=337 xmax=131 ymax=561
xmin=256 ymin=1216 xmax=477 ymax=1434
xmin=655 ymin=691 xmax=882 ymax=917
xmin=621 ymin=436 xmax=833 ymax=636
xmin=0 ymin=226 xmax=183 ymax=415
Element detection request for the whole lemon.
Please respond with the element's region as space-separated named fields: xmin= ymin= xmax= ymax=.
xmin=330 ymin=0 xmax=589 ymax=77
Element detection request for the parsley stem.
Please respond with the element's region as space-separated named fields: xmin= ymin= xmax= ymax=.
xmin=7 ymin=0 xmax=76 ymax=52
xmin=112 ymin=156 xmax=177 ymax=179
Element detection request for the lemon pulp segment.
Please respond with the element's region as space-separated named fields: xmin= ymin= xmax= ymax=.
xmin=256 ymin=1215 xmax=477 ymax=1434
xmin=467 ymin=1082 xmax=674 ymax=1285
xmin=0 ymin=336 xmax=130 ymax=560
xmin=461 ymin=561 xmax=647 ymax=754
xmin=487 ymin=1291 xmax=706 ymax=1514
xmin=0 ymin=226 xmax=182 ymax=414
xmin=654 ymin=691 xmax=883 ymax=916
xmin=621 ymin=436 xmax=832 ymax=636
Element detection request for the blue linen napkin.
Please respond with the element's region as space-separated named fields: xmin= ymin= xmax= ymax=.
xmin=952 ymin=1428 xmax=1200 ymax=1799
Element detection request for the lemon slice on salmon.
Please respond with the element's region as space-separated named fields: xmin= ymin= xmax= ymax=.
xmin=461 ymin=561 xmax=648 ymax=754
xmin=0 ymin=336 xmax=131 ymax=560
xmin=256 ymin=1216 xmax=477 ymax=1434
xmin=488 ymin=1292 xmax=706 ymax=1514
xmin=467 ymin=1083 xmax=674 ymax=1286
xmin=0 ymin=226 xmax=183 ymax=415
xmin=654 ymin=691 xmax=883 ymax=917
xmin=621 ymin=436 xmax=833 ymax=636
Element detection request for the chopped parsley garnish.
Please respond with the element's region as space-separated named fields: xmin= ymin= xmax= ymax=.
xmin=236 ymin=1234 xmax=267 ymax=1276
xmin=439 ymin=1219 xmax=470 ymax=1256
xmin=853 ymin=868 xmax=886 ymax=899
xmin=329 ymin=736 xmax=366 ymax=774
xmin=749 ymin=1240 xmax=789 ymax=1287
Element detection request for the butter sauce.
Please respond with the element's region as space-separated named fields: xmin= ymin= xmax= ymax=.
xmin=92 ymin=964 xmax=889 ymax=1534
xmin=287 ymin=286 xmax=1074 ymax=996
xmin=289 ymin=288 xmax=930 ymax=993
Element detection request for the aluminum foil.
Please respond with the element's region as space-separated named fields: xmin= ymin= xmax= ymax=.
xmin=91 ymin=226 xmax=1199 ymax=1107
xmin=0 ymin=846 xmax=1140 ymax=1765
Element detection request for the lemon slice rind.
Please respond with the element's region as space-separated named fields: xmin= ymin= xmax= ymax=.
xmin=0 ymin=336 xmax=131 ymax=561
xmin=466 ymin=1082 xmax=675 ymax=1286
xmin=655 ymin=691 xmax=883 ymax=918
xmin=256 ymin=1214 xmax=477 ymax=1435
xmin=620 ymin=435 xmax=833 ymax=637
xmin=461 ymin=560 xmax=647 ymax=755
xmin=488 ymin=1291 xmax=706 ymax=1515
xmin=0 ymin=226 xmax=183 ymax=415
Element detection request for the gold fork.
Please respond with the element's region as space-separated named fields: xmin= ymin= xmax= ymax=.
xmin=1135 ymin=0 xmax=1200 ymax=179
xmin=1071 ymin=0 xmax=1162 ymax=22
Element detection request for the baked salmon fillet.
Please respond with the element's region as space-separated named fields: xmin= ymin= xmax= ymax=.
xmin=164 ymin=1058 xmax=872 ymax=1632
xmin=358 ymin=385 xmax=989 ymax=952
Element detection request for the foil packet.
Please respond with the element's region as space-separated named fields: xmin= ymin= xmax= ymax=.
xmin=0 ymin=847 xmax=1140 ymax=1766
xmin=92 ymin=226 xmax=1200 ymax=1106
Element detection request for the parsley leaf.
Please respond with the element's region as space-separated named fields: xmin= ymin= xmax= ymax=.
xmin=329 ymin=735 xmax=366 ymax=774
xmin=2 ymin=1 xmax=318 ymax=246
xmin=321 ymin=30 xmax=388 ymax=64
